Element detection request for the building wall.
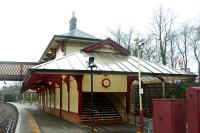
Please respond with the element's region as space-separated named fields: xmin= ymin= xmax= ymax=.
xmin=39 ymin=93 xmax=41 ymax=105
xmin=82 ymin=74 xmax=127 ymax=92
xmin=50 ymin=88 xmax=54 ymax=108
xmin=62 ymin=81 xmax=68 ymax=111
xmin=94 ymin=44 xmax=121 ymax=53
xmin=47 ymin=90 xmax=50 ymax=107
xmin=55 ymin=87 xmax=60 ymax=109
xmin=105 ymin=93 xmax=127 ymax=121
xmin=45 ymin=91 xmax=47 ymax=106
xmin=55 ymin=41 xmax=94 ymax=58
xmin=69 ymin=76 xmax=78 ymax=113
xmin=38 ymin=77 xmax=81 ymax=124
xmin=56 ymin=45 xmax=64 ymax=59
xmin=66 ymin=45 xmax=85 ymax=55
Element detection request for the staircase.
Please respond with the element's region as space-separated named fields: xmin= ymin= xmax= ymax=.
xmin=82 ymin=93 xmax=122 ymax=124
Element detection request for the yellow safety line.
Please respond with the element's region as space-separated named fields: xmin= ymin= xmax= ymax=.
xmin=27 ymin=112 xmax=41 ymax=133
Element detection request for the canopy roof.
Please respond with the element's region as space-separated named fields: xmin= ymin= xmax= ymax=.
xmin=21 ymin=51 xmax=196 ymax=93
xmin=22 ymin=37 xmax=196 ymax=93
xmin=33 ymin=52 xmax=194 ymax=76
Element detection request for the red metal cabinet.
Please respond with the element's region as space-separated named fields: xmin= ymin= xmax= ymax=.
xmin=153 ymin=99 xmax=186 ymax=133
xmin=186 ymin=87 xmax=200 ymax=133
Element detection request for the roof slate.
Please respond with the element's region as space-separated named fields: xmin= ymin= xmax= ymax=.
xmin=61 ymin=29 xmax=99 ymax=40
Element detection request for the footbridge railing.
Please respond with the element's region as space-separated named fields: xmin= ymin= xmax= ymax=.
xmin=0 ymin=62 xmax=39 ymax=81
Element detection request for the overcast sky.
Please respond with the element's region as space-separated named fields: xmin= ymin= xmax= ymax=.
xmin=0 ymin=0 xmax=199 ymax=63
xmin=0 ymin=0 xmax=199 ymax=87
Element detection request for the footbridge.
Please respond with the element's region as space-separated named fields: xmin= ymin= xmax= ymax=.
xmin=0 ymin=62 xmax=39 ymax=81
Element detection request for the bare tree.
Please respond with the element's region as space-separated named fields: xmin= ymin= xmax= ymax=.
xmin=167 ymin=31 xmax=180 ymax=68
xmin=142 ymin=35 xmax=157 ymax=62
xmin=108 ymin=25 xmax=124 ymax=46
xmin=177 ymin=21 xmax=193 ymax=71
xmin=190 ymin=25 xmax=200 ymax=81
xmin=122 ymin=28 xmax=135 ymax=54
xmin=150 ymin=6 xmax=176 ymax=65
xmin=108 ymin=26 xmax=136 ymax=55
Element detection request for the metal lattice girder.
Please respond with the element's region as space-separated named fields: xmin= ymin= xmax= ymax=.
xmin=0 ymin=61 xmax=39 ymax=81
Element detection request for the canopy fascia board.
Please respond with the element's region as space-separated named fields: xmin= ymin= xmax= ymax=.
xmin=23 ymin=68 xmax=196 ymax=84
xmin=29 ymin=68 xmax=197 ymax=77
xmin=21 ymin=68 xmax=196 ymax=93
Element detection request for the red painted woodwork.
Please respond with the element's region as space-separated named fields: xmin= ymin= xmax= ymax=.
xmin=153 ymin=99 xmax=186 ymax=133
xmin=21 ymin=73 xmax=63 ymax=93
xmin=186 ymin=87 xmax=200 ymax=133
xmin=156 ymin=76 xmax=164 ymax=82
xmin=82 ymin=38 xmax=130 ymax=55
xmin=67 ymin=77 xmax=70 ymax=112
xmin=60 ymin=41 xmax=65 ymax=52
xmin=127 ymin=76 xmax=137 ymax=121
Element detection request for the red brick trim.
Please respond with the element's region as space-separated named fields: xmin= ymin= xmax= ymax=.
xmin=61 ymin=110 xmax=81 ymax=124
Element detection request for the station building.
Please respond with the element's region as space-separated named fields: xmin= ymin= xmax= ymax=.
xmin=21 ymin=13 xmax=195 ymax=124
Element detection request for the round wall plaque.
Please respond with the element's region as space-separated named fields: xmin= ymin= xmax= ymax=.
xmin=102 ymin=78 xmax=111 ymax=88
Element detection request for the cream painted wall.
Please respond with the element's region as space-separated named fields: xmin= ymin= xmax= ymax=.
xmin=94 ymin=44 xmax=120 ymax=53
xmin=47 ymin=90 xmax=50 ymax=107
xmin=82 ymin=75 xmax=127 ymax=92
xmin=62 ymin=81 xmax=68 ymax=111
xmin=56 ymin=46 xmax=64 ymax=59
xmin=66 ymin=45 xmax=85 ymax=55
xmin=55 ymin=42 xmax=89 ymax=58
xmin=69 ymin=76 xmax=78 ymax=113
xmin=44 ymin=91 xmax=47 ymax=106
xmin=55 ymin=87 xmax=60 ymax=109
xmin=40 ymin=94 xmax=43 ymax=105
xmin=55 ymin=40 xmax=98 ymax=58
xmin=45 ymin=90 xmax=48 ymax=106
xmin=40 ymin=93 xmax=42 ymax=105
xmin=105 ymin=93 xmax=126 ymax=121
xmin=50 ymin=88 xmax=54 ymax=108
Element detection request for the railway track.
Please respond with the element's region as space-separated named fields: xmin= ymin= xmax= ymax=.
xmin=0 ymin=103 xmax=18 ymax=133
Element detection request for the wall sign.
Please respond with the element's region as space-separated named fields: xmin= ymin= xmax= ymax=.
xmin=102 ymin=78 xmax=111 ymax=88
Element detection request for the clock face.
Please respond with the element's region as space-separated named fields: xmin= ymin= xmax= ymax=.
xmin=102 ymin=78 xmax=111 ymax=88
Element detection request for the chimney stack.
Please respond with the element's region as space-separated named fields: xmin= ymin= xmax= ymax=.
xmin=69 ymin=12 xmax=77 ymax=31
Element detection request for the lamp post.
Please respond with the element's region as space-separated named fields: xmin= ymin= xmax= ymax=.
xmin=135 ymin=37 xmax=144 ymax=133
xmin=88 ymin=57 xmax=96 ymax=133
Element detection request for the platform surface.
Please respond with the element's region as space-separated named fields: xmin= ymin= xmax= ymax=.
xmin=13 ymin=103 xmax=137 ymax=133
